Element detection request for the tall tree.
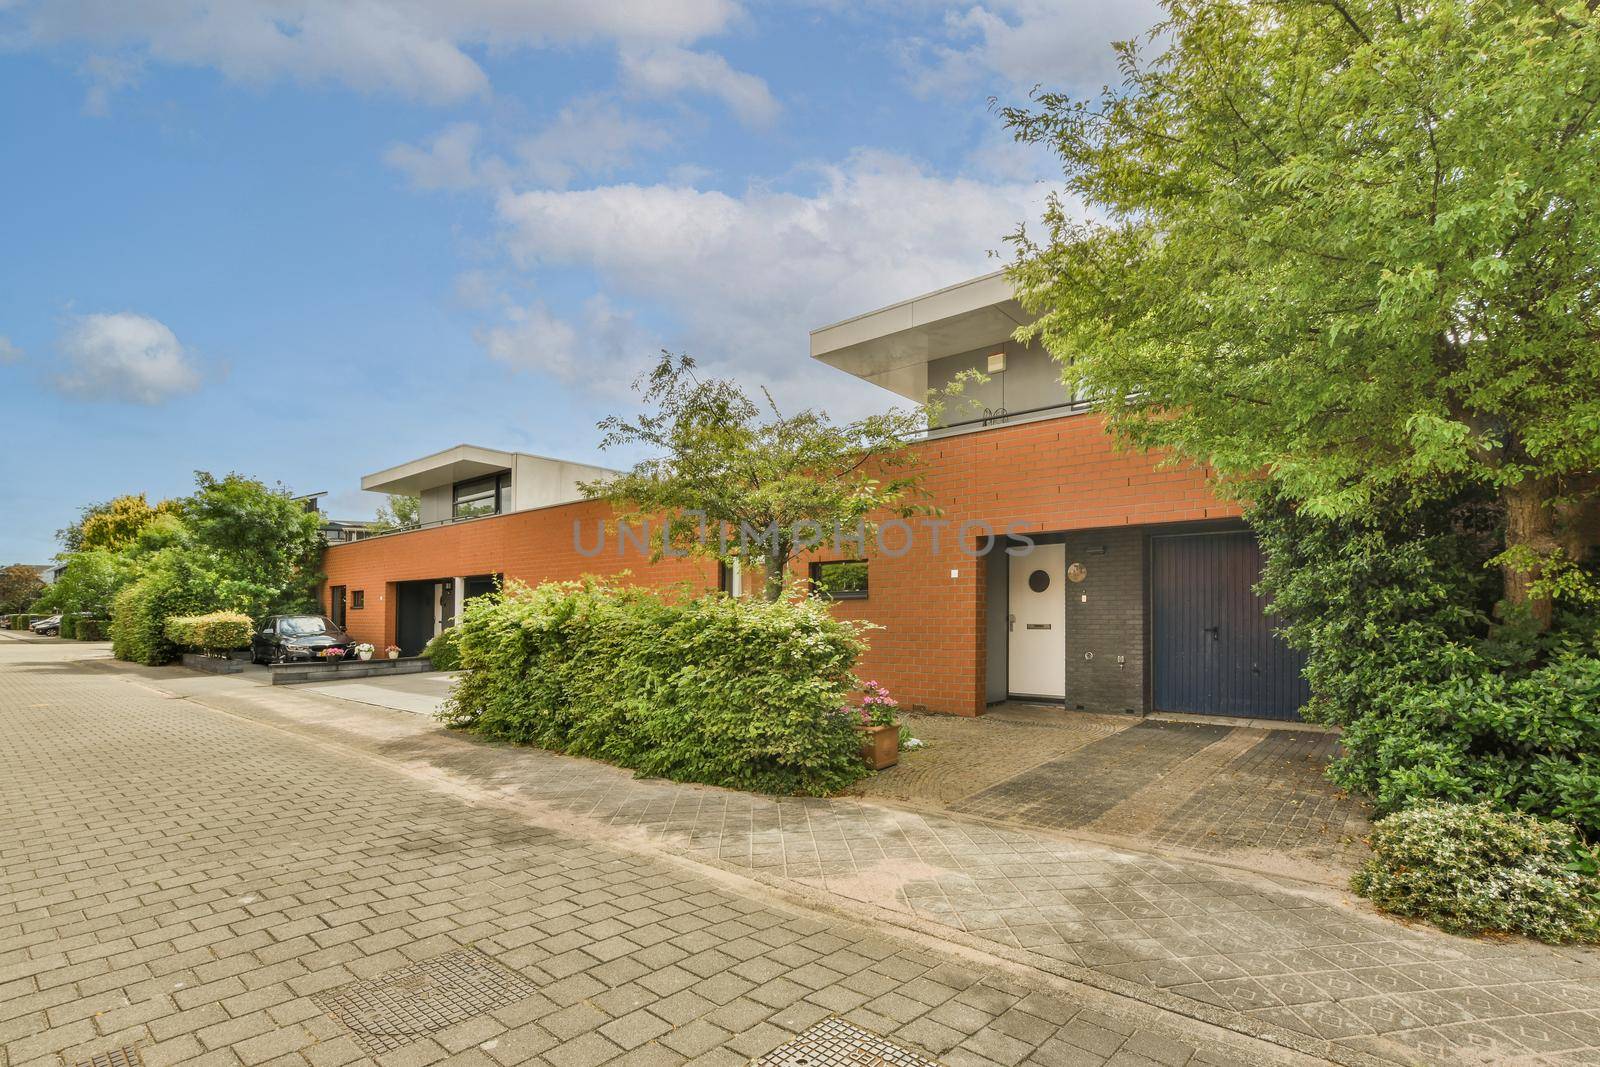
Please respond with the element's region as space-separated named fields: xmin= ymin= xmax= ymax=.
xmin=58 ymin=494 xmax=178 ymax=553
xmin=1006 ymin=0 xmax=1600 ymax=627
xmin=181 ymin=472 xmax=326 ymax=615
xmin=0 ymin=564 xmax=46 ymax=614
xmin=585 ymin=353 xmax=939 ymax=601
xmin=371 ymin=494 xmax=420 ymax=532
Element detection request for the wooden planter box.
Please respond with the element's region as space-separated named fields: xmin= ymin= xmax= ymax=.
xmin=858 ymin=724 xmax=899 ymax=770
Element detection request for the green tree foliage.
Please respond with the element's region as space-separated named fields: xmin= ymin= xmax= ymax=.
xmin=180 ymin=472 xmax=325 ymax=618
xmin=57 ymin=494 xmax=179 ymax=553
xmin=371 ymin=494 xmax=420 ymax=532
xmin=1006 ymin=0 xmax=1600 ymax=628
xmin=0 ymin=564 xmax=46 ymax=614
xmin=441 ymin=580 xmax=871 ymax=795
xmin=1254 ymin=488 xmax=1600 ymax=837
xmin=29 ymin=550 xmax=135 ymax=619
xmin=585 ymin=352 xmax=936 ymax=600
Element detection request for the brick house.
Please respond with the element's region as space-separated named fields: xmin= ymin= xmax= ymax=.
xmin=321 ymin=273 xmax=1308 ymax=720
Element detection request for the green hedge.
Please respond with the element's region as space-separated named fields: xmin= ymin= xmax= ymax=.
xmin=74 ymin=619 xmax=105 ymax=640
xmin=8 ymin=614 xmax=33 ymax=630
xmin=441 ymin=580 xmax=871 ymax=795
xmin=1353 ymin=803 xmax=1600 ymax=943
xmin=165 ymin=612 xmax=253 ymax=657
xmin=421 ymin=627 xmax=461 ymax=670
xmin=59 ymin=614 xmax=78 ymax=639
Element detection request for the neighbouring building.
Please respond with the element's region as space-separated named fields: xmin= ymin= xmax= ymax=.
xmin=295 ymin=493 xmax=379 ymax=545
xmin=321 ymin=272 xmax=1308 ymax=720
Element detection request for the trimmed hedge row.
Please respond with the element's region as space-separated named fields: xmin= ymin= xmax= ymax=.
xmin=8 ymin=614 xmax=36 ymax=630
xmin=441 ymin=580 xmax=871 ymax=796
xmin=166 ymin=612 xmax=254 ymax=657
xmin=74 ymin=619 xmax=105 ymax=640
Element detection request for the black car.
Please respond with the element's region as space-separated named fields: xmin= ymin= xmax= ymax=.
xmin=251 ymin=614 xmax=355 ymax=664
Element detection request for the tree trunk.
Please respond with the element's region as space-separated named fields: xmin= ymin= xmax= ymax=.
xmin=763 ymin=544 xmax=788 ymax=602
xmin=1501 ymin=477 xmax=1558 ymax=631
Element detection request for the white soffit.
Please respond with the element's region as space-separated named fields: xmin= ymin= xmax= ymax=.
xmin=360 ymin=444 xmax=519 ymax=495
xmin=809 ymin=271 xmax=1035 ymax=396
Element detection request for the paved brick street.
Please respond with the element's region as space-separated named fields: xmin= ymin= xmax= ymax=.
xmin=0 ymin=635 xmax=1300 ymax=1067
xmin=7 ymin=636 xmax=1600 ymax=1067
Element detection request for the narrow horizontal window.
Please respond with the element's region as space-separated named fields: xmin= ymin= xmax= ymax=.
xmin=810 ymin=560 xmax=868 ymax=600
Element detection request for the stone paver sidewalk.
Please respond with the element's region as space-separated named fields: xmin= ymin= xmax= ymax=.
xmin=0 ymin=636 xmax=1290 ymax=1067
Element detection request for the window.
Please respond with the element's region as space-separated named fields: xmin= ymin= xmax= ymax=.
xmin=453 ymin=472 xmax=512 ymax=520
xmin=717 ymin=560 xmax=743 ymax=597
xmin=350 ymin=590 xmax=365 ymax=611
xmin=809 ymin=560 xmax=868 ymax=600
xmin=329 ymin=586 xmax=346 ymax=628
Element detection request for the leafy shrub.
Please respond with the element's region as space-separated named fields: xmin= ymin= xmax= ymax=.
xmin=110 ymin=554 xmax=215 ymax=666
xmin=442 ymin=580 xmax=871 ymax=795
xmin=1253 ymin=488 xmax=1600 ymax=839
xmin=59 ymin=614 xmax=78 ymax=639
xmin=75 ymin=619 xmax=104 ymax=640
xmin=1352 ymin=803 xmax=1600 ymax=943
xmin=166 ymin=612 xmax=253 ymax=657
xmin=421 ymin=627 xmax=461 ymax=671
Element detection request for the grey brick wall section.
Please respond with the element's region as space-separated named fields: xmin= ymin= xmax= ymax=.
xmin=1060 ymin=529 xmax=1146 ymax=714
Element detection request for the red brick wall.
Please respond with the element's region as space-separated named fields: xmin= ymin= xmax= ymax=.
xmin=323 ymin=412 xmax=1236 ymax=713
xmin=322 ymin=498 xmax=716 ymax=650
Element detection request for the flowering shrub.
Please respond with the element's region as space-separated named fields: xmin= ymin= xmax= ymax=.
xmin=847 ymin=680 xmax=899 ymax=727
xmin=1351 ymin=802 xmax=1600 ymax=943
xmin=441 ymin=579 xmax=871 ymax=795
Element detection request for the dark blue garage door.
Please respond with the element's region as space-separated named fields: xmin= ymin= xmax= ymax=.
xmin=1151 ymin=532 xmax=1309 ymax=720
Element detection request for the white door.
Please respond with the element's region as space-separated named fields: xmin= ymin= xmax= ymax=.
xmin=1008 ymin=543 xmax=1065 ymax=699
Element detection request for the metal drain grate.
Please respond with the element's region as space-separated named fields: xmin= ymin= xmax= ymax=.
xmin=311 ymin=947 xmax=539 ymax=1054
xmin=71 ymin=1047 xmax=141 ymax=1067
xmin=755 ymin=1017 xmax=942 ymax=1066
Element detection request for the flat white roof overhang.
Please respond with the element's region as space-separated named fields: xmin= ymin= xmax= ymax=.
xmin=361 ymin=444 xmax=517 ymax=496
xmin=808 ymin=271 xmax=1035 ymax=399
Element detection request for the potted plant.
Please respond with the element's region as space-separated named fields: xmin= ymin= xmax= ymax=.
xmin=385 ymin=645 xmax=401 ymax=660
xmin=354 ymin=642 xmax=375 ymax=661
xmin=850 ymin=680 xmax=900 ymax=770
xmin=318 ymin=647 xmax=345 ymax=663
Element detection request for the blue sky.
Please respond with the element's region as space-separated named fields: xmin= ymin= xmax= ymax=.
xmin=0 ymin=0 xmax=1159 ymax=563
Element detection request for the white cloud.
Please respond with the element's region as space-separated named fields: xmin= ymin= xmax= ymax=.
xmin=902 ymin=0 xmax=1164 ymax=97
xmin=478 ymin=295 xmax=657 ymax=393
xmin=493 ymin=150 xmax=1058 ymax=409
xmin=12 ymin=0 xmax=744 ymax=105
xmin=55 ymin=312 xmax=201 ymax=404
xmin=0 ymin=336 xmax=22 ymax=364
xmin=620 ymin=46 xmax=778 ymax=127
xmin=516 ymin=98 xmax=671 ymax=188
xmin=387 ymin=98 xmax=672 ymax=193
xmin=384 ymin=122 xmax=499 ymax=191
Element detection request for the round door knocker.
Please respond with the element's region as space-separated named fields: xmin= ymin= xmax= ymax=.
xmin=1067 ymin=562 xmax=1087 ymax=583
xmin=1027 ymin=569 xmax=1050 ymax=593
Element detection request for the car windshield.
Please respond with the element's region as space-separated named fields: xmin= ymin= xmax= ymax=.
xmin=278 ymin=616 xmax=339 ymax=637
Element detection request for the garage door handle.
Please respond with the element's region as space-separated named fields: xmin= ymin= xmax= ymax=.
xmin=1203 ymin=625 xmax=1219 ymax=638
